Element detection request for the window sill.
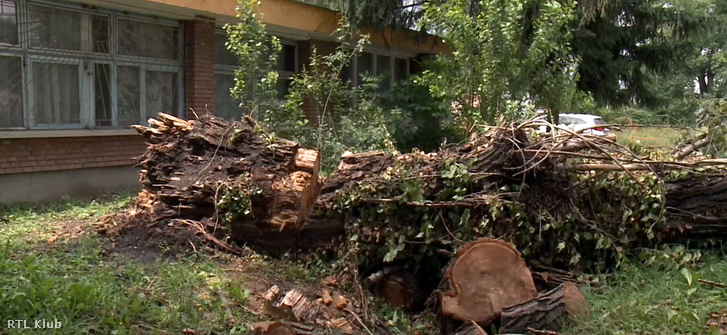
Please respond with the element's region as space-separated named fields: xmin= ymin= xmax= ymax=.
xmin=0 ymin=129 xmax=139 ymax=139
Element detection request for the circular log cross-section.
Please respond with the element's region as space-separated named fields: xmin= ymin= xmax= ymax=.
xmin=440 ymin=238 xmax=538 ymax=325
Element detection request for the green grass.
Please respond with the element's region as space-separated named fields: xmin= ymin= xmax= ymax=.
xmin=563 ymin=254 xmax=727 ymax=335
xmin=0 ymin=195 xmax=260 ymax=334
xmin=614 ymin=126 xmax=690 ymax=149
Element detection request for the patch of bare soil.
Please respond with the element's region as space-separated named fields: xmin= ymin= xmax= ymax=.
xmin=100 ymin=227 xmax=173 ymax=264
xmin=47 ymin=219 xmax=87 ymax=244
xmin=707 ymin=309 xmax=727 ymax=334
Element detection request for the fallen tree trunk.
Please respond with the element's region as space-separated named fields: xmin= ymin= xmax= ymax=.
xmin=661 ymin=172 xmax=727 ymax=242
xmin=132 ymin=114 xmax=331 ymax=250
xmin=500 ymin=282 xmax=588 ymax=334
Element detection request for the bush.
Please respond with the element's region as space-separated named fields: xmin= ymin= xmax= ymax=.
xmin=383 ymin=79 xmax=461 ymax=153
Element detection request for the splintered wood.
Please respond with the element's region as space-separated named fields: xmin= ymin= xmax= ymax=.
xmin=131 ymin=114 xmax=326 ymax=250
xmin=262 ymin=286 xmax=353 ymax=333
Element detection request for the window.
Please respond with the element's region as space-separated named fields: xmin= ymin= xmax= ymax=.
xmin=356 ymin=52 xmax=373 ymax=83
xmin=214 ymin=31 xmax=299 ymax=119
xmin=376 ymin=54 xmax=391 ymax=91
xmin=31 ymin=62 xmax=81 ymax=126
xmin=0 ymin=55 xmax=22 ymax=128
xmin=394 ymin=58 xmax=408 ymax=82
xmin=27 ymin=4 xmax=106 ymax=52
xmin=146 ymin=70 xmax=179 ymax=117
xmin=352 ymin=51 xmax=410 ymax=89
xmin=278 ymin=44 xmax=296 ymax=72
xmin=215 ymin=33 xmax=237 ymax=66
xmin=214 ymin=74 xmax=238 ymax=120
xmin=214 ymin=31 xmax=242 ymax=121
xmin=117 ymin=18 xmax=178 ymax=60
xmin=116 ymin=66 xmax=140 ymax=127
xmin=340 ymin=63 xmax=352 ymax=85
xmin=274 ymin=41 xmax=298 ymax=99
xmin=0 ymin=1 xmax=182 ymax=130
xmin=94 ymin=63 xmax=112 ymax=127
xmin=0 ymin=0 xmax=18 ymax=45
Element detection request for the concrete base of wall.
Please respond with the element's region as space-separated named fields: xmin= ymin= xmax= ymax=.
xmin=0 ymin=166 xmax=140 ymax=204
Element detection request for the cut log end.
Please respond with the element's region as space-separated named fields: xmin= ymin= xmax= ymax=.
xmin=440 ymin=238 xmax=538 ymax=324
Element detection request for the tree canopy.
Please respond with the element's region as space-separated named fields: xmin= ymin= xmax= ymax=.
xmin=301 ymin=0 xmax=727 ymax=123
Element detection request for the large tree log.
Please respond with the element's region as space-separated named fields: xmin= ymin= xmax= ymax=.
xmin=301 ymin=151 xmax=393 ymax=245
xmin=133 ymin=114 xmax=328 ymax=250
xmin=439 ymin=238 xmax=538 ymax=325
xmin=500 ymin=282 xmax=589 ymax=334
xmin=662 ymin=172 xmax=727 ymax=242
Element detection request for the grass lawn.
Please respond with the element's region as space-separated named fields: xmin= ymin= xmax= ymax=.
xmin=563 ymin=256 xmax=727 ymax=335
xmin=614 ymin=126 xmax=693 ymax=149
xmin=1 ymin=195 xmax=726 ymax=334
xmin=0 ymin=194 xmax=296 ymax=335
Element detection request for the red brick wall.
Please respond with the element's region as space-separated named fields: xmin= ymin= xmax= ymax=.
xmin=184 ymin=16 xmax=216 ymax=119
xmin=0 ymin=136 xmax=145 ymax=175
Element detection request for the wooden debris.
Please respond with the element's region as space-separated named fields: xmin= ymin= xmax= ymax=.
xmin=440 ymin=238 xmax=538 ymax=324
xmin=332 ymin=292 xmax=348 ymax=309
xmin=250 ymin=321 xmax=297 ymax=335
xmin=500 ymin=282 xmax=588 ymax=334
xmin=366 ymin=266 xmax=423 ymax=310
xmin=321 ymin=290 xmax=333 ymax=305
xmin=263 ymin=286 xmax=345 ymax=327
xmin=699 ymin=279 xmax=727 ymax=289
xmin=128 ymin=114 xmax=335 ymax=251
xmin=327 ymin=318 xmax=353 ymax=331
xmin=321 ymin=276 xmax=339 ymax=288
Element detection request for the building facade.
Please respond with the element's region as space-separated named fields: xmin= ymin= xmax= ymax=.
xmin=0 ymin=0 xmax=445 ymax=203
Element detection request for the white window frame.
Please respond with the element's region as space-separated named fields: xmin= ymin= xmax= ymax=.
xmin=0 ymin=0 xmax=184 ymax=130
xmin=26 ymin=57 xmax=83 ymax=129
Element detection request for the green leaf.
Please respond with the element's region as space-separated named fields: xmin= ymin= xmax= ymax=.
xmin=459 ymin=209 xmax=471 ymax=227
xmin=680 ymin=268 xmax=693 ymax=287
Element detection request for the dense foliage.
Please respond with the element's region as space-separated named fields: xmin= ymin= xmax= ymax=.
xmin=418 ymin=0 xmax=584 ymax=123
xmin=301 ymin=0 xmax=727 ymax=127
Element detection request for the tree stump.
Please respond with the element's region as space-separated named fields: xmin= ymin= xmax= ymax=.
xmin=500 ymin=282 xmax=589 ymax=334
xmin=132 ymin=114 xmax=329 ymax=250
xmin=439 ymin=238 xmax=538 ymax=325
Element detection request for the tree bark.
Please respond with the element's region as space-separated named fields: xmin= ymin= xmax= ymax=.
xmin=661 ymin=173 xmax=727 ymax=242
xmin=134 ymin=114 xmax=325 ymax=251
xmin=500 ymin=282 xmax=589 ymax=334
xmin=302 ymin=151 xmax=393 ymax=245
xmin=439 ymin=238 xmax=538 ymax=325
xmin=672 ymin=133 xmax=712 ymax=160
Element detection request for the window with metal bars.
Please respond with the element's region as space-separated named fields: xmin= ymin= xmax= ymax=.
xmin=0 ymin=0 xmax=182 ymax=130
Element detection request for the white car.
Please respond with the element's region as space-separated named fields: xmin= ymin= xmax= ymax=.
xmin=534 ymin=113 xmax=609 ymax=136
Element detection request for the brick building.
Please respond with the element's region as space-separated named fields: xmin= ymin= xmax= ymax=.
xmin=0 ymin=0 xmax=446 ymax=203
